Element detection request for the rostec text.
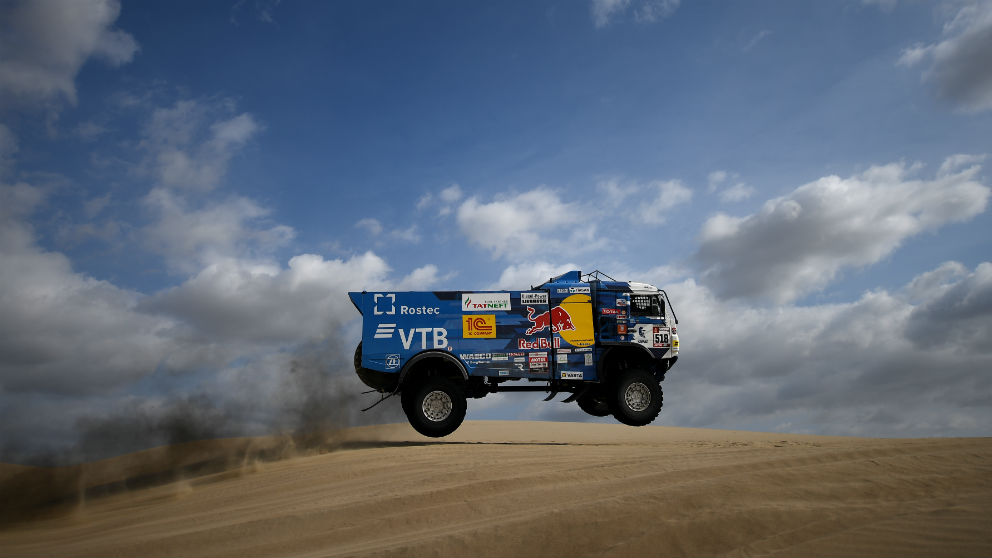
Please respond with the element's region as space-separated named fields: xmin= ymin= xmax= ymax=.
xmin=400 ymin=305 xmax=440 ymax=315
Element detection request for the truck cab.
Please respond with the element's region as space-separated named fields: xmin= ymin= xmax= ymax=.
xmin=349 ymin=270 xmax=678 ymax=436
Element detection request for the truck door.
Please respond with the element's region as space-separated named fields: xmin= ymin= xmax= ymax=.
xmin=630 ymin=292 xmax=672 ymax=356
xmin=549 ymin=286 xmax=597 ymax=381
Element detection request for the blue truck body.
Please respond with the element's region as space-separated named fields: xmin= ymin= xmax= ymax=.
xmin=349 ymin=270 xmax=678 ymax=436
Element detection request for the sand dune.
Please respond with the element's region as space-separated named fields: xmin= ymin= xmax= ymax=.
xmin=1 ymin=421 xmax=990 ymax=557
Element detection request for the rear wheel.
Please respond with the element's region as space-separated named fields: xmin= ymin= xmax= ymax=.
xmin=609 ymin=368 xmax=663 ymax=426
xmin=403 ymin=377 xmax=467 ymax=437
xmin=577 ymin=389 xmax=610 ymax=417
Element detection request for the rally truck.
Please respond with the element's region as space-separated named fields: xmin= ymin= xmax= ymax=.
xmin=349 ymin=270 xmax=679 ymax=437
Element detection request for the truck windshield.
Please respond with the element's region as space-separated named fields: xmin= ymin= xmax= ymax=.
xmin=631 ymin=294 xmax=663 ymax=317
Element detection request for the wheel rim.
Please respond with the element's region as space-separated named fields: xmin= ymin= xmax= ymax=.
xmin=422 ymin=390 xmax=453 ymax=422
xmin=624 ymin=382 xmax=652 ymax=412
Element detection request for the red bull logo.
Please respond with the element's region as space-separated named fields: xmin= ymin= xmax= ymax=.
xmin=525 ymin=306 xmax=575 ymax=335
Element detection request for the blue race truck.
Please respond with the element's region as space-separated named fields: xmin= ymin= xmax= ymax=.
xmin=349 ymin=270 xmax=679 ymax=437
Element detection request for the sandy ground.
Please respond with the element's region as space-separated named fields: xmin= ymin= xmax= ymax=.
xmin=1 ymin=420 xmax=990 ymax=557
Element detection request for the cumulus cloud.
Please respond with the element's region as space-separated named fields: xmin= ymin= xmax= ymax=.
xmin=355 ymin=217 xmax=384 ymax=236
xmin=143 ymin=187 xmax=295 ymax=274
xmin=708 ymin=170 xmax=755 ymax=202
xmin=0 ymin=180 xmax=432 ymax=459
xmin=0 ymin=124 xmax=17 ymax=176
xmin=591 ymin=0 xmax=679 ymax=27
xmin=597 ymin=177 xmax=692 ymax=224
xmin=456 ymin=187 xmax=586 ymax=258
xmin=695 ymin=158 xmax=990 ymax=303
xmin=0 ymin=184 xmax=182 ymax=395
xmin=141 ymin=101 xmax=261 ymax=191
xmin=0 ymin=0 xmax=138 ymax=105
xmin=417 ymin=183 xmax=463 ymax=216
xmin=491 ymin=261 xmax=582 ymax=290
xmin=897 ymin=1 xmax=992 ymax=112
xmin=524 ymin=261 xmax=992 ymax=437
xmin=142 ymin=252 xmax=392 ymax=344
xmin=659 ymin=264 xmax=992 ymax=436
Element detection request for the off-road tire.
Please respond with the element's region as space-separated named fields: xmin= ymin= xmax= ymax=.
xmin=609 ymin=368 xmax=663 ymax=426
xmin=403 ymin=377 xmax=467 ymax=437
xmin=577 ymin=390 xmax=611 ymax=417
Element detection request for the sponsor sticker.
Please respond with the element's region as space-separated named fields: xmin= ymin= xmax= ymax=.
xmin=616 ymin=298 xmax=628 ymax=307
xmin=462 ymin=293 xmax=511 ymax=312
xmin=373 ymin=293 xmax=396 ymax=315
xmin=374 ymin=325 xmax=448 ymax=349
xmin=617 ymin=324 xmax=628 ymax=335
xmin=584 ymin=353 xmax=593 ymax=366
xmin=518 ymin=337 xmax=561 ymax=350
xmin=520 ymin=292 xmax=549 ymax=305
xmin=652 ymin=326 xmax=671 ymax=348
xmin=568 ymin=286 xmax=591 ymax=294
xmin=557 ymin=353 xmax=568 ymax=363
xmin=561 ymin=371 xmax=583 ymax=380
xmin=557 ymin=348 xmax=571 ymax=353
xmin=461 ymin=353 xmax=492 ymax=362
xmin=374 ymin=323 xmax=396 ymax=339
xmin=513 ymin=357 xmax=526 ymax=363
xmin=400 ymin=305 xmax=440 ymax=315
xmin=462 ymin=314 xmax=496 ymax=338
xmin=385 ymin=354 xmax=400 ymax=370
xmin=491 ymin=353 xmax=509 ymax=361
xmin=601 ymin=308 xmax=622 ymax=315
xmin=528 ymin=353 xmax=549 ymax=368
xmin=498 ymin=370 xmax=510 ymax=376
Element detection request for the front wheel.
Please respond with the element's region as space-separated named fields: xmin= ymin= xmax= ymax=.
xmin=610 ymin=368 xmax=663 ymax=426
xmin=402 ymin=377 xmax=467 ymax=437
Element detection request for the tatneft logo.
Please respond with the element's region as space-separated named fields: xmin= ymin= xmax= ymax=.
xmin=374 ymin=324 xmax=449 ymax=350
xmin=462 ymin=293 xmax=511 ymax=311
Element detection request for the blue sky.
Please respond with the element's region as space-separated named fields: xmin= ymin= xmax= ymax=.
xmin=2 ymin=0 xmax=991 ymax=461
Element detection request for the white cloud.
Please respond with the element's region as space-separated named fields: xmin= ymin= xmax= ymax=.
xmin=591 ymin=0 xmax=630 ymax=28
xmin=938 ymin=153 xmax=987 ymax=176
xmin=517 ymin=261 xmax=992 ymax=437
xmin=708 ymin=170 xmax=754 ymax=202
xmin=695 ymin=159 xmax=990 ymax=303
xmin=491 ymin=261 xmax=582 ymax=290
xmin=0 ymin=0 xmax=138 ymax=105
xmin=597 ymin=177 xmax=692 ymax=224
xmin=456 ymin=187 xmax=585 ymax=258
xmin=0 ymin=124 xmax=17 ymax=176
xmin=355 ymin=217 xmax=383 ymax=236
xmin=707 ymin=170 xmax=728 ymax=192
xmin=143 ymin=187 xmax=295 ymax=274
xmin=0 ymin=184 xmax=181 ymax=395
xmin=417 ymin=183 xmax=464 ymax=216
xmin=719 ymin=182 xmax=755 ymax=202
xmin=637 ymin=180 xmax=693 ymax=224
xmin=141 ymin=101 xmax=261 ymax=191
xmin=142 ymin=252 xmax=391 ymax=344
xmin=897 ymin=1 xmax=992 ymax=112
xmin=590 ymin=0 xmax=678 ymax=27
xmin=440 ymin=184 xmax=463 ymax=203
